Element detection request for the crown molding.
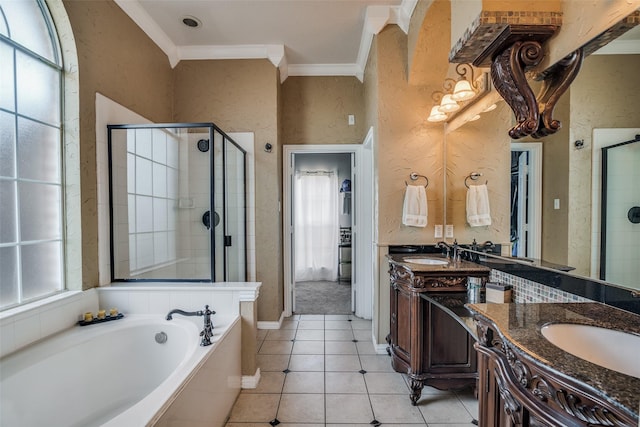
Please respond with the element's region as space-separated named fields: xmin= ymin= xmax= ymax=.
xmin=113 ymin=0 xmax=179 ymax=67
xmin=115 ymin=0 xmax=419 ymax=80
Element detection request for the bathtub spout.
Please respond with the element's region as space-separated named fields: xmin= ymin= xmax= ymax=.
xmin=166 ymin=305 xmax=216 ymax=346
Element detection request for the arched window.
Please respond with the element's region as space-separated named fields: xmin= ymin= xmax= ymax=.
xmin=0 ymin=0 xmax=65 ymax=309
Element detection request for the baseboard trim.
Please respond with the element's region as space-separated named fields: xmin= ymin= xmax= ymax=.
xmin=241 ymin=368 xmax=261 ymax=389
xmin=374 ymin=343 xmax=389 ymax=355
xmin=257 ymin=311 xmax=285 ymax=329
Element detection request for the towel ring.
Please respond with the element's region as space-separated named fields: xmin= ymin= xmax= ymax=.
xmin=405 ymin=172 xmax=429 ymax=188
xmin=464 ymin=172 xmax=488 ymax=189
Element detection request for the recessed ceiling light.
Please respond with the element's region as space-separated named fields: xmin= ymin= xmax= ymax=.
xmin=182 ymin=16 xmax=201 ymax=28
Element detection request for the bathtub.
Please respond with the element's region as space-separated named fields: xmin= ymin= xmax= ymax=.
xmin=0 ymin=314 xmax=241 ymax=427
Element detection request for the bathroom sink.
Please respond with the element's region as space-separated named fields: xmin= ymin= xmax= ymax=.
xmin=540 ymin=323 xmax=640 ymax=378
xmin=402 ymin=257 xmax=448 ymax=266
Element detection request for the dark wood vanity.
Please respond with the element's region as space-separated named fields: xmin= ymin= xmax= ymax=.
xmin=469 ymin=303 xmax=640 ymax=427
xmin=386 ymin=254 xmax=490 ymax=404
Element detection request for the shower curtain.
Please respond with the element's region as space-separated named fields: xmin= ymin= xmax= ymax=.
xmin=294 ymin=171 xmax=339 ymax=282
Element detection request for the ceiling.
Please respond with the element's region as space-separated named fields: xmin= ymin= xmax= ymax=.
xmin=114 ymin=0 xmax=410 ymax=81
xmin=114 ymin=0 xmax=639 ymax=81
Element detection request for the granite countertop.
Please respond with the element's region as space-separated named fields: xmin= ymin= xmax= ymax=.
xmin=387 ymin=254 xmax=491 ymax=274
xmin=466 ymin=302 xmax=640 ymax=419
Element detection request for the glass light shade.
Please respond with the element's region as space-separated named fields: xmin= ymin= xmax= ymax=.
xmin=483 ymin=103 xmax=497 ymax=113
xmin=438 ymin=94 xmax=460 ymax=113
xmin=451 ymin=80 xmax=476 ymax=101
xmin=427 ymin=105 xmax=447 ymax=122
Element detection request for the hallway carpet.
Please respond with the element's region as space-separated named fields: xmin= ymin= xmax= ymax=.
xmin=295 ymin=281 xmax=351 ymax=314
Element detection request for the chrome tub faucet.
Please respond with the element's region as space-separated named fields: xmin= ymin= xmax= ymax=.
xmin=166 ymin=305 xmax=216 ymax=346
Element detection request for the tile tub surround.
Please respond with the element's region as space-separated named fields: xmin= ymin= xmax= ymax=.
xmin=467 ymin=302 xmax=640 ymax=423
xmin=227 ymin=314 xmax=480 ymax=426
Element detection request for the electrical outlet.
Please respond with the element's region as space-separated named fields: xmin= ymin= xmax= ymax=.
xmin=348 ymin=114 xmax=355 ymax=125
xmin=434 ymin=225 xmax=443 ymax=238
xmin=554 ymin=198 xmax=560 ymax=210
xmin=445 ymin=224 xmax=454 ymax=238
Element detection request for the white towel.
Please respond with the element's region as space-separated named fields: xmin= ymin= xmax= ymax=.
xmin=402 ymin=185 xmax=428 ymax=227
xmin=466 ymin=184 xmax=492 ymax=227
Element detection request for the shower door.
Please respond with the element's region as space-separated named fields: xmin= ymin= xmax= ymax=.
xmin=108 ymin=123 xmax=246 ymax=282
xmin=600 ymin=138 xmax=639 ymax=288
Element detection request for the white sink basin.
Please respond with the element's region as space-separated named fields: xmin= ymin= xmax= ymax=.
xmin=402 ymin=257 xmax=448 ymax=266
xmin=540 ymin=323 xmax=640 ymax=378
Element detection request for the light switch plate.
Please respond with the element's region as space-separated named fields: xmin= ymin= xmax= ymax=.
xmin=554 ymin=198 xmax=560 ymax=210
xmin=434 ymin=225 xmax=443 ymax=238
xmin=445 ymin=224 xmax=454 ymax=238
xmin=348 ymin=114 xmax=355 ymax=125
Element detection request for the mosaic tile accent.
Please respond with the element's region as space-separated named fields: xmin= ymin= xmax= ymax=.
xmin=490 ymin=270 xmax=592 ymax=304
xmin=449 ymin=11 xmax=562 ymax=64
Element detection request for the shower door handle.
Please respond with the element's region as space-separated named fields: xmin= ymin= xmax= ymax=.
xmin=202 ymin=211 xmax=211 ymax=230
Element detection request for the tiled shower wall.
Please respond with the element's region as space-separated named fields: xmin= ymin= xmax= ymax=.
xmin=490 ymin=270 xmax=592 ymax=303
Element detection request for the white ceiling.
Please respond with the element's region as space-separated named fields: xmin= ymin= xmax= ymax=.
xmin=115 ymin=0 xmax=411 ymax=81
xmin=114 ymin=0 xmax=639 ymax=81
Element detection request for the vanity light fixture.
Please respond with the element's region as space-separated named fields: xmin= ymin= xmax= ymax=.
xmin=427 ymin=105 xmax=447 ymax=122
xmin=438 ymin=94 xmax=460 ymax=113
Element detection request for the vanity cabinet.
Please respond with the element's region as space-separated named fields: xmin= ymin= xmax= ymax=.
xmin=473 ymin=313 xmax=639 ymax=427
xmin=386 ymin=257 xmax=490 ymax=405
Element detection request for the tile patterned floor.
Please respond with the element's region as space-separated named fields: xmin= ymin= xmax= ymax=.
xmin=226 ymin=314 xmax=478 ymax=426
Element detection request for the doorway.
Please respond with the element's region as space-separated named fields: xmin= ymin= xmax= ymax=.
xmin=283 ymin=143 xmax=373 ymax=319
xmin=292 ymin=153 xmax=352 ymax=314
xmin=510 ymin=143 xmax=542 ymax=259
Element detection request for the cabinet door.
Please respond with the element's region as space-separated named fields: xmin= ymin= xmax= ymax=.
xmin=426 ymin=302 xmax=477 ymax=372
xmin=395 ymin=289 xmax=412 ymax=358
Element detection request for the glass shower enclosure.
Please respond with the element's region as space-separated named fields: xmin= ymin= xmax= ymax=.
xmin=107 ymin=123 xmax=246 ymax=282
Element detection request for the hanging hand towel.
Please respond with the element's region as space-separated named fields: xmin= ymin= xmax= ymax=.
xmin=466 ymin=184 xmax=492 ymax=226
xmin=402 ymin=185 xmax=428 ymax=227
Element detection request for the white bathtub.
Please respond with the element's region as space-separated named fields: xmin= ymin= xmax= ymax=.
xmin=0 ymin=314 xmax=241 ymax=427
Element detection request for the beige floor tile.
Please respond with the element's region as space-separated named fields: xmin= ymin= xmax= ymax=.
xmin=325 ymin=372 xmax=367 ymax=393
xmin=243 ymin=371 xmax=285 ymax=394
xmin=326 ymin=425 xmax=377 ymax=427
xmin=256 ymin=354 xmax=290 ymax=372
xmin=227 ymin=393 xmax=280 ymax=423
xmin=283 ymin=371 xmax=324 ymax=393
xmin=225 ymin=423 xmax=272 ymax=427
xmin=292 ymin=340 xmax=324 ymax=355
xmin=355 ymin=341 xmax=377 ymax=355
xmin=280 ymin=320 xmax=299 ymax=329
xmin=299 ymin=314 xmax=324 ymax=320
xmin=359 ymin=355 xmax=395 ymax=372
xmin=421 ymin=385 xmax=455 ymax=396
xmin=265 ymin=329 xmax=297 ymax=340
xmin=369 ymin=394 xmax=426 ymax=424
xmin=325 ymin=394 xmax=374 ymax=424
xmin=295 ymin=329 xmax=324 ymax=341
xmin=278 ymin=424 xmax=324 ymax=427
xmin=325 ymin=354 xmax=362 ymax=371
xmin=456 ymin=389 xmax=479 ymax=419
xmin=417 ymin=393 xmax=475 ymax=424
xmin=277 ymin=393 xmax=325 ymax=423
xmin=350 ymin=319 xmax=373 ymax=330
xmin=288 ymin=354 xmax=325 ymax=371
xmin=325 ymin=314 xmax=350 ymax=320
xmin=364 ymin=372 xmax=410 ymax=394
xmin=325 ymin=320 xmax=352 ymax=329
xmin=259 ymin=340 xmax=294 ymax=355
xmin=256 ymin=329 xmax=268 ymax=340
xmin=325 ymin=341 xmax=358 ymax=355
xmin=428 ymin=424 xmax=476 ymax=427
xmin=353 ymin=329 xmax=372 ymax=341
xmin=325 ymin=329 xmax=354 ymax=341
xmin=298 ymin=320 xmax=325 ymax=329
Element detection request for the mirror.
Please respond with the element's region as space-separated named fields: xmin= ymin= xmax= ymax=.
xmin=445 ymin=24 xmax=640 ymax=292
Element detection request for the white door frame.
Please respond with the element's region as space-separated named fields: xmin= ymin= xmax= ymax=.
xmin=511 ymin=142 xmax=542 ymax=259
xmin=283 ymin=143 xmax=373 ymax=319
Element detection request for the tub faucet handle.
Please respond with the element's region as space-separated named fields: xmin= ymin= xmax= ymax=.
xmin=200 ymin=305 xmax=215 ymax=347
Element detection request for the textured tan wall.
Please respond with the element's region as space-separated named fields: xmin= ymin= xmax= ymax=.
xmin=567 ymin=54 xmax=640 ymax=275
xmin=172 ymin=59 xmax=283 ymax=322
xmin=63 ymin=0 xmax=174 ymax=289
xmin=281 ymin=76 xmax=365 ymax=145
xmin=445 ymin=104 xmax=512 ymax=244
xmin=376 ymin=26 xmax=445 ymax=245
xmin=408 ymin=0 xmax=450 ymax=87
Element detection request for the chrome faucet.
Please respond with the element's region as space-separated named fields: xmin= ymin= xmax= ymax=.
xmin=166 ymin=305 xmax=216 ymax=346
xmin=436 ymin=241 xmax=452 ymax=258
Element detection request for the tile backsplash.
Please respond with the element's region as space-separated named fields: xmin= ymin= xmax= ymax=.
xmin=490 ymin=270 xmax=592 ymax=303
